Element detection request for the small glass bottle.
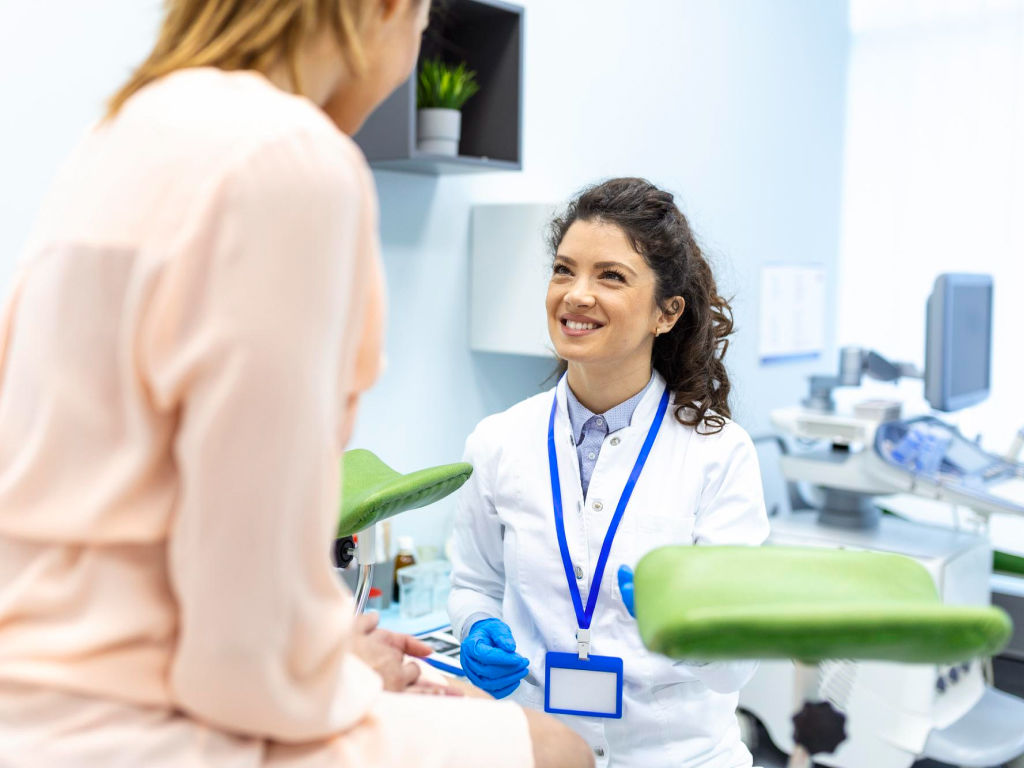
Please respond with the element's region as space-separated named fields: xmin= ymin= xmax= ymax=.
xmin=392 ymin=536 xmax=417 ymax=602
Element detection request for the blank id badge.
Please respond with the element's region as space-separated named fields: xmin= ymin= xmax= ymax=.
xmin=544 ymin=652 xmax=623 ymax=719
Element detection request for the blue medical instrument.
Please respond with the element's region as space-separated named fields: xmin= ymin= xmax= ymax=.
xmin=872 ymin=416 xmax=1024 ymax=516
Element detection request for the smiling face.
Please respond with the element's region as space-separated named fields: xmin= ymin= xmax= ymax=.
xmin=546 ymin=219 xmax=681 ymax=374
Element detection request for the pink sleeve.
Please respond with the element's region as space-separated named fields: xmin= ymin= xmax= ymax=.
xmin=141 ymin=129 xmax=382 ymax=742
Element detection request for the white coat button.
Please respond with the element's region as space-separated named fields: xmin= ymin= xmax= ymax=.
xmin=574 ymin=565 xmax=584 ymax=579
xmin=596 ymin=417 xmax=604 ymax=425
xmin=610 ymin=436 xmax=620 ymax=446
xmin=594 ymin=746 xmax=605 ymax=757
xmin=587 ymin=452 xmax=596 ymax=460
xmin=592 ymin=501 xmax=603 ymax=512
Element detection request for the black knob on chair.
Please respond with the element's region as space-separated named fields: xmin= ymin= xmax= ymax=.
xmin=332 ymin=536 xmax=356 ymax=569
xmin=792 ymin=700 xmax=847 ymax=756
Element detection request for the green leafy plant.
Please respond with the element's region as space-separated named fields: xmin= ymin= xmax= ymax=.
xmin=417 ymin=58 xmax=480 ymax=110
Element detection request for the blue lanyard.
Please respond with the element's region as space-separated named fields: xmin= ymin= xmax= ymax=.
xmin=547 ymin=380 xmax=670 ymax=632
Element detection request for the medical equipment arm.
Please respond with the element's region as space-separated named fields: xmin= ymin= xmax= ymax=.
xmin=804 ymin=346 xmax=921 ymax=412
xmin=448 ymin=425 xmax=509 ymax=639
xmin=144 ymin=137 xmax=381 ymax=742
xmin=1007 ymin=426 xmax=1024 ymax=463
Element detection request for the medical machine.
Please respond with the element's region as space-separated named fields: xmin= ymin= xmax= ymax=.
xmin=739 ymin=273 xmax=1024 ymax=767
xmin=800 ymin=273 xmax=992 ymax=417
xmin=924 ymin=272 xmax=993 ymax=412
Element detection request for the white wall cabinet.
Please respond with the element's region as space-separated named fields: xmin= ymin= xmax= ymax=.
xmin=469 ymin=204 xmax=558 ymax=357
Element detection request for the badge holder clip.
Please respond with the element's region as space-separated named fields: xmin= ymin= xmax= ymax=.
xmin=576 ymin=628 xmax=591 ymax=660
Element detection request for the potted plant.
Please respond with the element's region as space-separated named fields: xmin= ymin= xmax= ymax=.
xmin=416 ymin=58 xmax=480 ymax=156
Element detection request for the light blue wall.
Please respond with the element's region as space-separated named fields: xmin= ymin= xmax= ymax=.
xmin=0 ymin=0 xmax=163 ymax=289
xmin=351 ymin=0 xmax=851 ymax=552
xmin=0 ymin=0 xmax=850 ymax=555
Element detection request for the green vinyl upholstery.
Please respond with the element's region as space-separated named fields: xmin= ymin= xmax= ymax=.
xmin=634 ymin=546 xmax=1011 ymax=664
xmin=994 ymin=549 xmax=1024 ymax=577
xmin=881 ymin=506 xmax=1024 ymax=580
xmin=337 ymin=449 xmax=473 ymax=537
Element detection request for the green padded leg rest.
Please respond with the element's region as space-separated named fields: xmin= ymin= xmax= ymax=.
xmin=634 ymin=546 xmax=1012 ymax=664
xmin=337 ymin=449 xmax=473 ymax=537
xmin=882 ymin=506 xmax=1024 ymax=580
xmin=994 ymin=549 xmax=1024 ymax=577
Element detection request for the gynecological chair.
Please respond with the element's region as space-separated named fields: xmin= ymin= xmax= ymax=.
xmin=333 ymin=449 xmax=472 ymax=613
xmin=634 ymin=546 xmax=1015 ymax=768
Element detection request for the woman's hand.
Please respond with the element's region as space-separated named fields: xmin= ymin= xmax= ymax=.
xmin=351 ymin=612 xmax=433 ymax=692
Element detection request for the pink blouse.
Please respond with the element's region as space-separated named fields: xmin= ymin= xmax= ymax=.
xmin=0 ymin=68 xmax=530 ymax=767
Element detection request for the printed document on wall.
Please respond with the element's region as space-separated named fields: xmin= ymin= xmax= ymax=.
xmin=759 ymin=264 xmax=825 ymax=364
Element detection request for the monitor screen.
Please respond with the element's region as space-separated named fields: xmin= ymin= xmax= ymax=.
xmin=924 ymin=274 xmax=993 ymax=412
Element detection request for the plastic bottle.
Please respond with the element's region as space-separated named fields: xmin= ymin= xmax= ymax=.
xmin=392 ymin=536 xmax=417 ymax=602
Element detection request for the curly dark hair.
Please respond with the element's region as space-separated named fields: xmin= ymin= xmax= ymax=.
xmin=548 ymin=177 xmax=735 ymax=434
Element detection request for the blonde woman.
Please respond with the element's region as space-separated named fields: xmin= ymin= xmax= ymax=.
xmin=0 ymin=2 xmax=591 ymax=767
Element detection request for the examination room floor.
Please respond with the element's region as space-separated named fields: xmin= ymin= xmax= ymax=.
xmin=754 ymin=751 xmax=971 ymax=768
xmin=750 ymin=736 xmax=967 ymax=767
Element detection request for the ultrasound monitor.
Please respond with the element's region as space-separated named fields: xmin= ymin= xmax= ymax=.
xmin=924 ymin=273 xmax=993 ymax=412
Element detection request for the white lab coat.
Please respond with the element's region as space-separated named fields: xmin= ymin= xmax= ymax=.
xmin=449 ymin=373 xmax=770 ymax=768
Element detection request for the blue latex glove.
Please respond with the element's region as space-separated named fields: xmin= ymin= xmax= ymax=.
xmin=461 ymin=618 xmax=529 ymax=699
xmin=618 ymin=565 xmax=635 ymax=617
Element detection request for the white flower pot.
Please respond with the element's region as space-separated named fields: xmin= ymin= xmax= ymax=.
xmin=417 ymin=108 xmax=462 ymax=156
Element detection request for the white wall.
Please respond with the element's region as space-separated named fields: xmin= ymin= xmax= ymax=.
xmin=0 ymin=1 xmax=851 ymax=554
xmin=0 ymin=0 xmax=163 ymax=288
xmin=837 ymin=0 xmax=1024 ymax=454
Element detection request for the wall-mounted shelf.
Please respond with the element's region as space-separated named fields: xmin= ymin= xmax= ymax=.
xmin=354 ymin=0 xmax=524 ymax=175
xmin=370 ymin=153 xmax=520 ymax=176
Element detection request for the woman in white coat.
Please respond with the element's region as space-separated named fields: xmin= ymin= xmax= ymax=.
xmin=449 ymin=177 xmax=771 ymax=768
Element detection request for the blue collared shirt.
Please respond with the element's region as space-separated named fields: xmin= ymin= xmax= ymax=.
xmin=565 ymin=374 xmax=656 ymax=497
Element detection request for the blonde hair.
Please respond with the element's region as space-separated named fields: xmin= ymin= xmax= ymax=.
xmin=107 ymin=0 xmax=375 ymax=117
